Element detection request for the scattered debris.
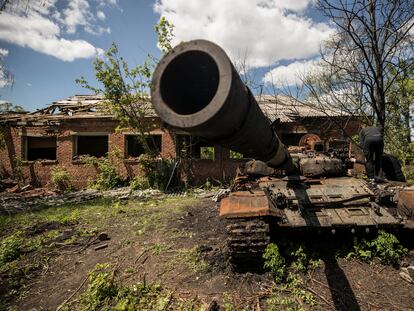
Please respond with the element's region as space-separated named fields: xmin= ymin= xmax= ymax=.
xmin=6 ymin=184 xmax=20 ymax=194
xmin=0 ymin=178 xmax=17 ymax=189
xmin=212 ymin=188 xmax=230 ymax=202
xmin=94 ymin=244 xmax=108 ymax=251
xmin=400 ymin=266 xmax=414 ymax=284
xmin=20 ymin=184 xmax=34 ymax=192
xmin=97 ymin=232 xmax=110 ymax=241
xmin=0 ymin=186 xmax=215 ymax=215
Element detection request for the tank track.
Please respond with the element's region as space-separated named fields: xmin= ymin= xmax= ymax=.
xmin=226 ymin=217 xmax=270 ymax=267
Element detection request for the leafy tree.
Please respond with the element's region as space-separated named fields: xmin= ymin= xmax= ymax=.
xmin=386 ymin=60 xmax=414 ymax=160
xmin=0 ymin=101 xmax=24 ymax=114
xmin=154 ymin=16 xmax=174 ymax=55
xmin=77 ymin=17 xmax=174 ymax=156
xmin=77 ymin=17 xmax=177 ymax=190
xmin=300 ymin=0 xmax=414 ymax=143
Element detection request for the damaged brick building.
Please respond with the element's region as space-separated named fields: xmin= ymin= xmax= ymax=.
xmin=0 ymin=95 xmax=362 ymax=189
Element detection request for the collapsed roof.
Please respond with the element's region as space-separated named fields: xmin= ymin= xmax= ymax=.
xmin=0 ymin=94 xmax=352 ymax=126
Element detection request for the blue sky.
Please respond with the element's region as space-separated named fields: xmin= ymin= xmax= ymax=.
xmin=0 ymin=0 xmax=332 ymax=112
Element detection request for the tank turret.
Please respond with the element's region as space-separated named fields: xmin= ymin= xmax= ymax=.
xmin=151 ymin=39 xmax=294 ymax=171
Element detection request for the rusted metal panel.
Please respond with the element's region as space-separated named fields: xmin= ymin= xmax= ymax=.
xmin=398 ymin=188 xmax=414 ymax=219
xmin=219 ymin=191 xmax=275 ymax=218
xmin=299 ymin=155 xmax=344 ymax=177
xmin=283 ymin=205 xmax=400 ymax=228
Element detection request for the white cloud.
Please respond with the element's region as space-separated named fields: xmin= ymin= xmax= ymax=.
xmin=0 ymin=76 xmax=11 ymax=88
xmin=0 ymin=12 xmax=102 ymax=61
xmin=263 ymin=58 xmax=321 ymax=86
xmin=0 ymin=1 xmax=110 ymax=62
xmin=154 ymin=0 xmax=333 ymax=68
xmin=59 ymin=0 xmax=110 ymax=35
xmin=97 ymin=0 xmax=122 ymax=12
xmin=60 ymin=0 xmax=91 ymax=34
xmin=97 ymin=0 xmax=119 ymax=7
xmin=259 ymin=0 xmax=314 ymax=12
xmin=0 ymin=48 xmax=12 ymax=88
xmin=97 ymin=11 xmax=106 ymax=21
xmin=0 ymin=48 xmax=8 ymax=57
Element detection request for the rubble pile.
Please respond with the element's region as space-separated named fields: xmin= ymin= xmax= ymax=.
xmin=0 ymin=181 xmax=220 ymax=215
xmin=0 ymin=186 xmax=165 ymax=215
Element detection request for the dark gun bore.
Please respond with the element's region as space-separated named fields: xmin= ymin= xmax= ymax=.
xmin=151 ymin=39 xmax=294 ymax=170
xmin=160 ymin=50 xmax=219 ymax=115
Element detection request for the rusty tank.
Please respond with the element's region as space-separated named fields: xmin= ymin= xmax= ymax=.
xmin=151 ymin=39 xmax=414 ymax=265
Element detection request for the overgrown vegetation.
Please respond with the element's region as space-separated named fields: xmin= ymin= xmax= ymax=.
xmin=82 ymin=152 xmax=122 ymax=191
xmin=61 ymin=263 xmax=202 ymax=311
xmin=129 ymin=175 xmax=150 ymax=190
xmin=345 ymin=230 xmax=408 ymax=265
xmin=263 ymin=230 xmax=407 ymax=310
xmin=263 ymin=243 xmax=286 ymax=282
xmin=76 ymin=17 xmax=184 ymax=192
xmin=171 ymin=246 xmax=208 ymax=273
xmin=137 ymin=154 xmax=175 ymax=190
xmin=0 ymin=228 xmax=60 ymax=303
xmin=0 ymin=230 xmax=25 ymax=265
xmin=51 ymin=166 xmax=72 ymax=192
xmin=263 ymin=240 xmax=319 ymax=282
xmin=0 ymin=195 xmax=199 ymax=308
xmin=263 ymin=242 xmax=317 ymax=310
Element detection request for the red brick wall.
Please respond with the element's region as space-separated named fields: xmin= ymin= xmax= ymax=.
xmin=0 ymin=116 xmax=363 ymax=189
xmin=0 ymin=118 xmax=177 ymax=189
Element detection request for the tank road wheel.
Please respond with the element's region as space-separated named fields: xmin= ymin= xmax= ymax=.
xmin=226 ymin=218 xmax=270 ymax=269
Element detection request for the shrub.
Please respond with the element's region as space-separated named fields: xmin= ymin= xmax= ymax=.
xmin=287 ymin=244 xmax=308 ymax=272
xmin=71 ymin=263 xmax=201 ymax=311
xmin=0 ymin=231 xmax=25 ymax=264
xmin=202 ymin=177 xmax=213 ymax=190
xmin=130 ymin=176 xmax=150 ymax=190
xmin=51 ymin=166 xmax=72 ymax=191
xmin=347 ymin=230 xmax=407 ymax=265
xmin=263 ymin=243 xmax=316 ymax=310
xmin=138 ymin=154 xmax=175 ymax=190
xmin=79 ymin=263 xmax=118 ymax=311
xmin=82 ymin=155 xmax=121 ymax=191
xmin=263 ymin=243 xmax=286 ymax=282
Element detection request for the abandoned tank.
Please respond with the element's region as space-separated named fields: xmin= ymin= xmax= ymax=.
xmin=151 ymin=40 xmax=414 ymax=265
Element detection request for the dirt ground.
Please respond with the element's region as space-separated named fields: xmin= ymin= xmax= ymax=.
xmin=1 ymin=195 xmax=413 ymax=310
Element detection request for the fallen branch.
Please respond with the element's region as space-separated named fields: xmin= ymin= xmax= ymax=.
xmin=306 ymin=286 xmax=334 ymax=309
xmin=56 ymin=276 xmax=88 ymax=311
xmin=256 ymin=297 xmax=261 ymax=311
xmin=134 ymin=249 xmax=148 ymax=264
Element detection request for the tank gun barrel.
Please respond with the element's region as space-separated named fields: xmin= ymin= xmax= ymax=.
xmin=151 ymin=39 xmax=293 ymax=170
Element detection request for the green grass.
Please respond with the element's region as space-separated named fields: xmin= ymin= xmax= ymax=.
xmin=0 ymin=195 xmax=199 ymax=308
xmin=59 ymin=263 xmax=204 ymax=311
xmin=0 ymin=196 xmax=198 ymax=237
xmin=169 ymin=246 xmax=209 ymax=273
xmin=150 ymin=243 xmax=172 ymax=255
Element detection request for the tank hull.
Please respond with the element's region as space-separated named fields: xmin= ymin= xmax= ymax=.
xmin=220 ymin=177 xmax=405 ymax=230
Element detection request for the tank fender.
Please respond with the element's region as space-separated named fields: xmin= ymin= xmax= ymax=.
xmin=397 ymin=186 xmax=414 ymax=220
xmin=219 ymin=190 xmax=280 ymax=218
